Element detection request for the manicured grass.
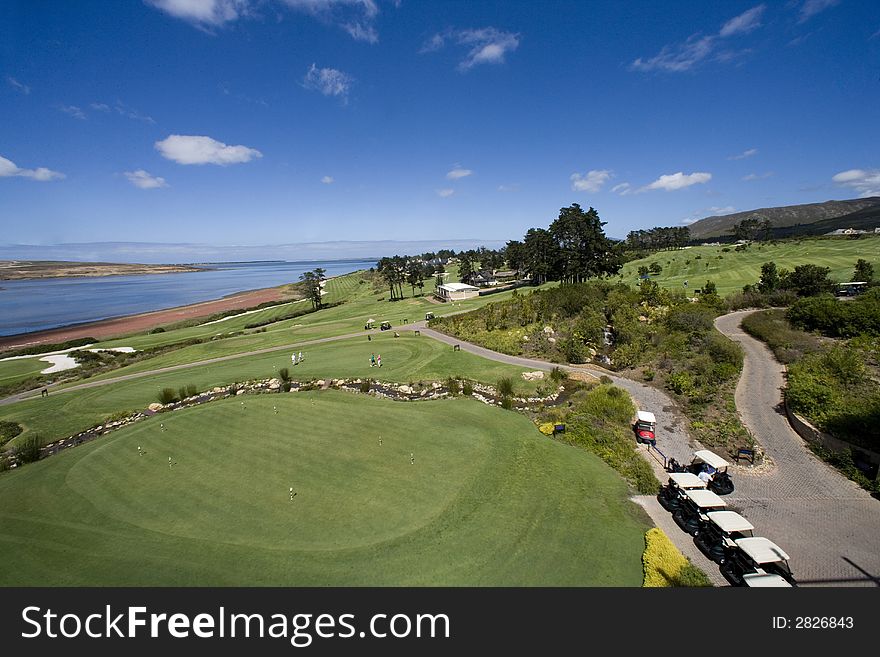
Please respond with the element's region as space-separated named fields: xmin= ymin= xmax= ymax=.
xmin=0 ymin=334 xmax=543 ymax=445
xmin=0 ymin=392 xmax=650 ymax=585
xmin=618 ymin=236 xmax=880 ymax=296
xmin=0 ymin=357 xmax=46 ymax=387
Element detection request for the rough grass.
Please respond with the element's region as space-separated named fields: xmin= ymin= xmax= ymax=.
xmin=741 ymin=309 xmax=823 ymax=364
xmin=0 ymin=392 xmax=650 ymax=586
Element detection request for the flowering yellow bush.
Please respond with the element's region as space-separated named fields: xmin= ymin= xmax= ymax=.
xmin=642 ymin=528 xmax=711 ymax=587
xmin=537 ymin=422 xmax=556 ymax=436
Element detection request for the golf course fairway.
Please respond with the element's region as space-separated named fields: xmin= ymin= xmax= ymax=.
xmin=0 ymin=391 xmax=649 ymax=586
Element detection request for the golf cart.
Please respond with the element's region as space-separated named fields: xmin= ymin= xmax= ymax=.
xmin=693 ymin=510 xmax=754 ymax=564
xmin=720 ymin=537 xmax=797 ymax=587
xmin=667 ymin=449 xmax=734 ymax=496
xmin=380 ymin=321 xmax=392 ymax=331
xmin=364 ymin=319 xmax=376 ymax=330
xmin=425 ymin=312 xmax=435 ymax=320
xmin=657 ymin=472 xmax=706 ymax=512
xmin=672 ymin=488 xmax=727 ymax=536
xmin=633 ymin=410 xmax=656 ymax=446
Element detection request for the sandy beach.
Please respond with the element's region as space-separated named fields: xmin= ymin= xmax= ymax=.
xmin=0 ymin=285 xmax=293 ymax=351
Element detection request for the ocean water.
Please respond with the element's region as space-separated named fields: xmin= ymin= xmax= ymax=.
xmin=0 ymin=259 xmax=373 ymax=336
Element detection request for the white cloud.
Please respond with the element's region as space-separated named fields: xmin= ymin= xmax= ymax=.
xmin=742 ymin=171 xmax=774 ymax=181
xmin=728 ymin=147 xmax=758 ymax=160
xmin=682 ymin=205 xmax=737 ymax=225
xmin=303 ymin=63 xmax=353 ymax=100
xmin=321 ymin=175 xmax=334 ymax=184
xmin=720 ymin=5 xmax=765 ymax=37
xmin=497 ymin=184 xmax=518 ymax=192
xmin=124 ymin=169 xmax=168 ymax=189
xmin=147 ymin=0 xmax=386 ymax=40
xmin=155 ymin=135 xmax=262 ymax=165
xmin=91 ymin=102 xmax=111 ymax=112
xmin=446 ymin=167 xmax=473 ymax=180
xmin=146 ymin=0 xmax=250 ymax=27
xmin=6 ymin=76 xmax=30 ymax=95
xmin=422 ymin=27 xmax=520 ymax=71
xmin=58 ymin=104 xmax=86 ymax=120
xmin=832 ymin=168 xmax=880 ymax=197
xmin=436 ymin=188 xmax=455 ymax=198
xmin=643 ymin=171 xmax=712 ymax=192
xmin=570 ymin=169 xmax=611 ymax=193
xmin=798 ymin=0 xmax=840 ymax=23
xmin=611 ymin=182 xmax=633 ymax=196
xmin=0 ymin=155 xmax=65 ymax=181
xmin=631 ymin=5 xmax=765 ymax=73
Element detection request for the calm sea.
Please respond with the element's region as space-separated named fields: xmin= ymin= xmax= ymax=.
xmin=0 ymin=259 xmax=373 ymax=336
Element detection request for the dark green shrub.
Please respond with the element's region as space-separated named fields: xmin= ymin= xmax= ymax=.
xmin=550 ymin=367 xmax=567 ymax=384
xmin=178 ymin=386 xmax=188 ymax=401
xmin=446 ymin=377 xmax=461 ymax=396
xmin=500 ymin=395 xmax=513 ymax=410
xmin=278 ymin=367 xmax=290 ymax=381
xmin=186 ymin=384 xmax=198 ymax=397
xmin=497 ymin=377 xmax=515 ymax=397
xmin=360 ymin=379 xmax=371 ymax=393
xmin=281 ymin=381 xmax=292 ymax=392
xmin=599 ymin=375 xmax=612 ymax=385
xmin=462 ymin=380 xmax=474 ymax=395
xmin=0 ymin=421 xmax=23 ymax=446
xmin=158 ymin=388 xmax=177 ymax=404
xmin=149 ymin=327 xmax=166 ymax=334
xmin=16 ymin=435 xmax=41 ymax=464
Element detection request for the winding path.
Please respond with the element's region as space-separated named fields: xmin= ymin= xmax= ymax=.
xmin=3 ymin=313 xmax=878 ymax=585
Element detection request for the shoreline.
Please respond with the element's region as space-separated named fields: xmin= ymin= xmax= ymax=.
xmin=0 ymin=284 xmax=295 ymax=351
xmin=0 ymin=260 xmax=207 ymax=281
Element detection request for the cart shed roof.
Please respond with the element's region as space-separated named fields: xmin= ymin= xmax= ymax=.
xmin=683 ymin=489 xmax=727 ymax=509
xmin=693 ymin=450 xmax=729 ymax=469
xmin=706 ymin=510 xmax=754 ymax=533
xmin=668 ymin=472 xmax=706 ymax=489
xmin=735 ymin=537 xmax=790 ymax=564
xmin=743 ymin=573 xmax=793 ymax=587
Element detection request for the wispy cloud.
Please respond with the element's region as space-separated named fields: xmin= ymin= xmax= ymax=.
xmin=612 ymin=182 xmax=633 ymax=196
xmin=6 ymin=76 xmax=30 ymax=95
xmin=742 ymin=171 xmax=774 ymax=181
xmin=631 ymin=5 xmax=764 ymax=72
xmin=146 ymin=0 xmax=250 ymax=28
xmin=321 ymin=175 xmax=334 ymax=184
xmin=497 ymin=184 xmax=518 ymax=192
xmin=682 ymin=205 xmax=737 ymax=225
xmin=58 ymin=104 xmax=86 ymax=120
xmin=155 ymin=134 xmax=262 ymax=165
xmin=436 ymin=188 xmax=455 ymax=198
xmin=303 ymin=63 xmax=353 ymax=101
xmin=720 ymin=5 xmax=765 ymax=37
xmin=446 ymin=167 xmax=473 ymax=180
xmin=281 ymin=0 xmax=381 ymax=43
xmin=0 ymin=154 xmax=65 ymax=181
xmin=124 ymin=169 xmax=168 ymax=189
xmin=421 ymin=27 xmax=520 ymax=71
xmin=147 ymin=1 xmax=387 ymax=41
xmin=642 ymin=171 xmax=712 ymax=192
xmin=89 ymin=100 xmax=155 ymax=123
xmin=570 ymin=169 xmax=611 ymax=193
xmin=728 ymin=147 xmax=758 ymax=160
xmin=798 ymin=0 xmax=840 ymax=23
xmin=832 ymin=168 xmax=880 ymax=197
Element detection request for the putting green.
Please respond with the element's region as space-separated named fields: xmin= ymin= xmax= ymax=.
xmin=0 ymin=391 xmax=649 ymax=586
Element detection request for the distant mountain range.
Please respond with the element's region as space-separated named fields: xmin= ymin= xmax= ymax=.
xmin=687 ymin=197 xmax=880 ymax=240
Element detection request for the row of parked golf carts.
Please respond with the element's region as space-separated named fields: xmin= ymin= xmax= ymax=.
xmin=657 ymin=450 xmax=797 ymax=587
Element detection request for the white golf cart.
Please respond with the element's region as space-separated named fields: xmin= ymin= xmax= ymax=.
xmin=693 ymin=510 xmax=754 ymax=564
xmin=633 ymin=410 xmax=656 ymax=446
xmin=657 ymin=472 xmax=706 ymax=512
xmin=721 ymin=537 xmax=797 ymax=587
xmin=667 ymin=449 xmax=734 ymax=496
xmin=672 ymin=488 xmax=727 ymax=536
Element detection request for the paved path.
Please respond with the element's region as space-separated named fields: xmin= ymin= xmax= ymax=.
xmin=714 ymin=310 xmax=880 ymax=587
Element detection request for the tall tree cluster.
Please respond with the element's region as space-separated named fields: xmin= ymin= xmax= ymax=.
xmin=625 ymin=226 xmax=690 ymax=251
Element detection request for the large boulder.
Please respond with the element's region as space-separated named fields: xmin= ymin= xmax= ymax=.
xmin=521 ymin=371 xmax=545 ymax=381
xmin=148 ymin=403 xmax=163 ymax=412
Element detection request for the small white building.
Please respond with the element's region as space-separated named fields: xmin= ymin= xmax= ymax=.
xmin=437 ymin=282 xmax=480 ymax=301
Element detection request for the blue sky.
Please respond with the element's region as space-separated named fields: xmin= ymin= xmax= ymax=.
xmin=2 ymin=0 xmax=879 ymax=258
